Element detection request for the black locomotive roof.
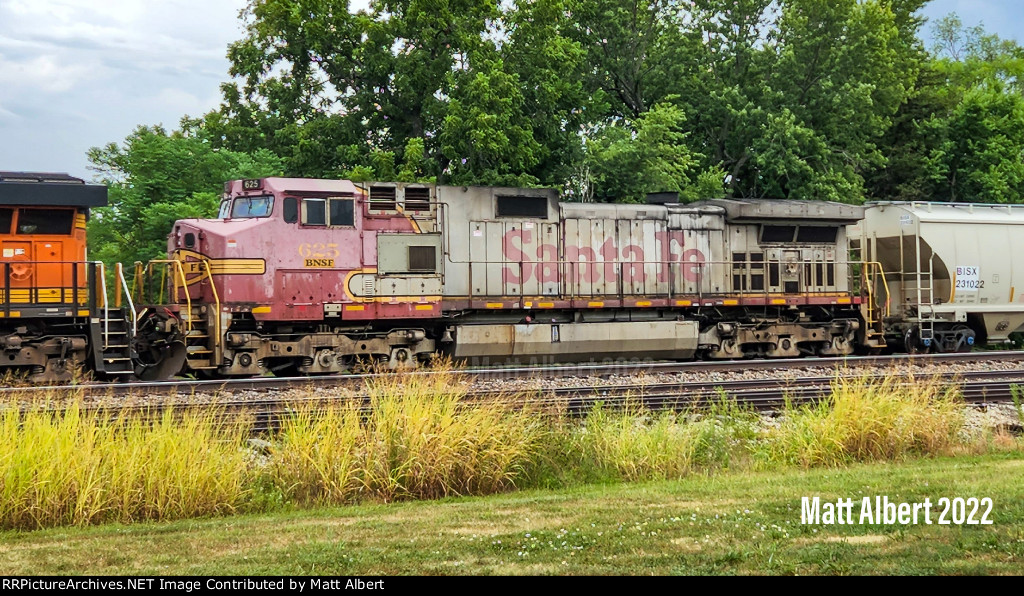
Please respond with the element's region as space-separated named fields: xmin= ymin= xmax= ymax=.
xmin=0 ymin=171 xmax=108 ymax=207
xmin=693 ymin=198 xmax=864 ymax=223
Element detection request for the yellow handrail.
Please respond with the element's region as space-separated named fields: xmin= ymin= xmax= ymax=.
xmin=200 ymin=259 xmax=220 ymax=356
xmin=132 ymin=261 xmax=143 ymax=303
xmin=171 ymin=260 xmax=191 ymax=334
xmin=860 ymin=261 xmax=891 ymax=322
xmin=143 ymin=259 xmax=193 ymax=334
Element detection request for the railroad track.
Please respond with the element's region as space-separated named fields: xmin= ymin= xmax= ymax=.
xmin=5 ymin=350 xmax=1024 ymax=399
xmin=11 ymin=366 xmax=1024 ymax=434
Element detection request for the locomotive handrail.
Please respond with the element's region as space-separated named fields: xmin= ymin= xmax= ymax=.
xmin=171 ymin=259 xmax=192 ymax=334
xmin=452 ymin=257 xmax=858 ymax=298
xmin=141 ymin=259 xmax=193 ymax=334
xmin=200 ymin=259 xmax=220 ymax=358
xmin=0 ymin=260 xmax=105 ymax=311
xmin=96 ymin=261 xmax=110 ymax=349
xmin=116 ymin=262 xmax=138 ymax=337
xmin=862 ymin=261 xmax=891 ymax=318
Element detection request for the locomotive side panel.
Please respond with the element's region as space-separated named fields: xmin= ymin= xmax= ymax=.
xmin=138 ymin=178 xmax=880 ymax=377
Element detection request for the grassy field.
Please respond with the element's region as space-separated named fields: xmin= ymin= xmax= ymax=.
xmin=2 ymin=451 xmax=1022 ymax=575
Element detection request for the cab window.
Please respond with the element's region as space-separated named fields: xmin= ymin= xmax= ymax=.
xmin=283 ymin=197 xmax=298 ymax=223
xmin=301 ymin=199 xmax=327 ymax=226
xmin=230 ymin=195 xmax=274 ymax=219
xmin=0 ymin=208 xmax=12 ymax=234
xmin=301 ymin=197 xmax=353 ymax=227
xmin=218 ymin=200 xmax=231 ymax=219
xmin=328 ymin=198 xmax=354 ymax=227
xmin=16 ymin=209 xmax=74 ymax=235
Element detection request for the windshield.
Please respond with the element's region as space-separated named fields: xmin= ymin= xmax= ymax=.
xmin=218 ymin=199 xmax=231 ymax=219
xmin=229 ymin=195 xmax=274 ymax=219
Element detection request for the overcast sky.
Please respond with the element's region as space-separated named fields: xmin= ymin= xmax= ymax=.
xmin=0 ymin=0 xmax=1020 ymax=181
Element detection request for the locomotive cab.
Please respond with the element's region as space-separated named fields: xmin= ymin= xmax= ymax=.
xmin=137 ymin=177 xmax=442 ymax=377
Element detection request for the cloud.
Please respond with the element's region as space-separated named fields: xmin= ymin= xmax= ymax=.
xmin=0 ymin=102 xmax=18 ymax=121
xmin=0 ymin=0 xmax=247 ymax=177
xmin=0 ymin=53 xmax=103 ymax=94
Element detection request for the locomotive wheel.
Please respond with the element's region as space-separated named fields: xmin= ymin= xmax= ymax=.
xmin=904 ymin=328 xmax=921 ymax=355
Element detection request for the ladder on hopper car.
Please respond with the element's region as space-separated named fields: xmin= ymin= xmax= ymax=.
xmin=898 ymin=226 xmax=937 ymax=346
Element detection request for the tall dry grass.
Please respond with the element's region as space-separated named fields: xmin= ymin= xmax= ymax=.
xmin=267 ymin=369 xmax=546 ymax=505
xmin=0 ymin=399 xmax=250 ymax=530
xmin=759 ymin=371 xmax=964 ymax=467
xmin=0 ymin=366 xmax=984 ymax=532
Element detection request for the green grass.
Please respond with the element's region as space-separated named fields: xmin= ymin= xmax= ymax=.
xmin=2 ymin=451 xmax=1022 ymax=575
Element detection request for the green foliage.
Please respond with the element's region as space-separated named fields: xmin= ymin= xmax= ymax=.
xmin=867 ymin=12 xmax=1024 ymax=203
xmin=87 ymin=126 xmax=283 ymax=266
xmin=933 ymin=81 xmax=1024 ymax=203
xmin=585 ymin=103 xmax=703 ymax=202
xmin=440 ymin=58 xmax=542 ymax=186
xmin=93 ymin=2 xmax=1024 ymax=206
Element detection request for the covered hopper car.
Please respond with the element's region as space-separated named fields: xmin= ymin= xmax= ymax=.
xmin=852 ymin=202 xmax=1024 ymax=353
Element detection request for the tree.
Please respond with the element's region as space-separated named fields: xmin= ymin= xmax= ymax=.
xmin=440 ymin=58 xmax=542 ymax=186
xmin=931 ymin=81 xmax=1024 ymax=203
xmin=667 ymin=0 xmax=924 ymax=201
xmin=867 ymin=13 xmax=1024 ymax=203
xmin=503 ymin=0 xmax=591 ymax=185
xmin=87 ymin=126 xmax=284 ymax=267
xmin=584 ymin=103 xmax=708 ymax=202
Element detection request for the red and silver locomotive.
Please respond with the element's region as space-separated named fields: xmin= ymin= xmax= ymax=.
xmin=133 ymin=177 xmax=885 ymax=378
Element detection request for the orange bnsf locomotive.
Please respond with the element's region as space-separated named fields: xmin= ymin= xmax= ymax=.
xmin=131 ymin=177 xmax=890 ymax=379
xmin=0 ymin=172 xmax=134 ymax=382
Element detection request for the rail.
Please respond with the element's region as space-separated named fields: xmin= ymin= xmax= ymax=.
xmin=456 ymin=258 xmax=879 ymax=306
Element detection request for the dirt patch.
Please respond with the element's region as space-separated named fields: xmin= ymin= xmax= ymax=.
xmin=671 ymin=537 xmax=703 ymax=552
xmin=823 ymin=534 xmax=888 ymax=545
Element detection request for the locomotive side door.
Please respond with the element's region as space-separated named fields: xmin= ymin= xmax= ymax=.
xmin=765 ymin=248 xmax=803 ymax=295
